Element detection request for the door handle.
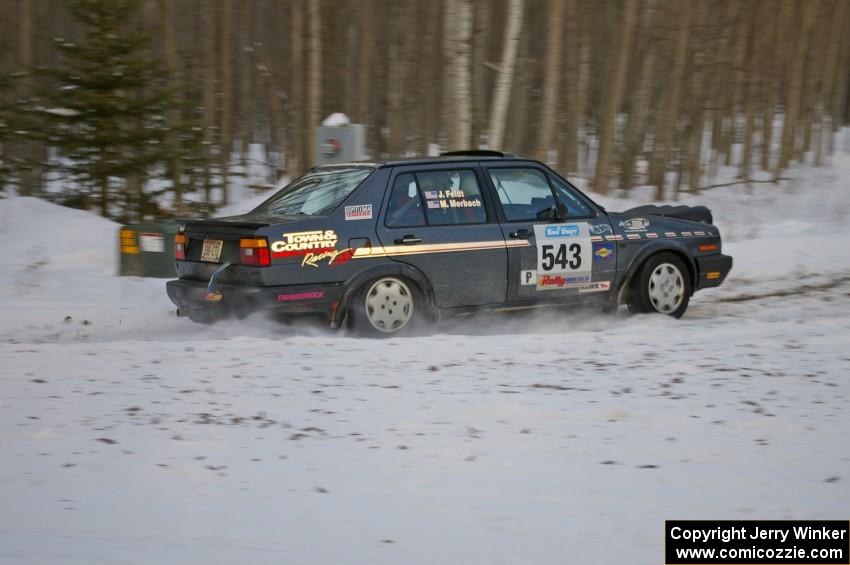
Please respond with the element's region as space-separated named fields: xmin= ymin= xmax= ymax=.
xmin=394 ymin=235 xmax=422 ymax=245
xmin=509 ymin=228 xmax=531 ymax=239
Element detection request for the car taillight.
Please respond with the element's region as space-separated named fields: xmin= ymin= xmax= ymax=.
xmin=174 ymin=233 xmax=186 ymax=260
xmin=240 ymin=238 xmax=270 ymax=267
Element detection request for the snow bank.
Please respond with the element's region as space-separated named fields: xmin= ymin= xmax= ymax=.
xmin=0 ymin=196 xmax=116 ymax=275
xmin=0 ymin=197 xmax=177 ymax=343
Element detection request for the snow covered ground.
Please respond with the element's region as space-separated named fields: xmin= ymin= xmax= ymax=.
xmin=1 ymin=154 xmax=849 ymax=564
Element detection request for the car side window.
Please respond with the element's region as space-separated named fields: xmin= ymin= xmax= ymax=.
xmin=386 ymin=173 xmax=425 ymax=227
xmin=489 ymin=168 xmax=557 ymax=221
xmin=415 ymin=170 xmax=487 ymax=226
xmin=549 ymin=175 xmax=593 ymax=218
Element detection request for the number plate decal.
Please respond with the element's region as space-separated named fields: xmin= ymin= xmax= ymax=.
xmin=532 ymin=223 xmax=592 ymax=290
xmin=200 ymin=239 xmax=224 ymax=262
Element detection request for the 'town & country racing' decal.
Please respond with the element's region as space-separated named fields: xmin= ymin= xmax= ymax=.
xmin=271 ymin=230 xmax=353 ymax=268
xmin=533 ymin=222 xmax=592 ymax=290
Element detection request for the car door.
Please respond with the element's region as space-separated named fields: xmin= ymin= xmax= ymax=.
xmin=483 ymin=165 xmax=616 ymax=303
xmin=375 ymin=163 xmax=508 ymax=308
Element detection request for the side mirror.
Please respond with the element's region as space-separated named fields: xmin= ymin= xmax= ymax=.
xmin=556 ymin=202 xmax=568 ymax=220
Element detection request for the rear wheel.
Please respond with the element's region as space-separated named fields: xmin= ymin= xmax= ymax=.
xmin=627 ymin=252 xmax=691 ymax=318
xmin=351 ymin=277 xmax=420 ymax=336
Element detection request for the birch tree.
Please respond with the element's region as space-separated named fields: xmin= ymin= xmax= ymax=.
xmin=445 ymin=0 xmax=472 ymax=150
xmin=487 ymin=0 xmax=523 ymax=150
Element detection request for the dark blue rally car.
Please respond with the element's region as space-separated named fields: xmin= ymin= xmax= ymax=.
xmin=166 ymin=151 xmax=732 ymax=335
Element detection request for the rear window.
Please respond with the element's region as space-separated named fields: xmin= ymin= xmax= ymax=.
xmin=252 ymin=167 xmax=373 ymax=216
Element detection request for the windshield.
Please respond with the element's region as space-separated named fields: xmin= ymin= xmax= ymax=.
xmin=252 ymin=167 xmax=374 ymax=216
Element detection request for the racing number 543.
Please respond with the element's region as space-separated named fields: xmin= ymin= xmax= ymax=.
xmin=541 ymin=243 xmax=582 ymax=271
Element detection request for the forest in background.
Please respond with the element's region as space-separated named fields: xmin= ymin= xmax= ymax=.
xmin=0 ymin=0 xmax=849 ymax=221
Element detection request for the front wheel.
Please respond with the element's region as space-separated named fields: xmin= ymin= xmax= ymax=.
xmin=627 ymin=253 xmax=691 ymax=318
xmin=350 ymin=277 xmax=420 ymax=336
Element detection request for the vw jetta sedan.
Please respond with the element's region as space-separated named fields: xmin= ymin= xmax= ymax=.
xmin=166 ymin=151 xmax=732 ymax=335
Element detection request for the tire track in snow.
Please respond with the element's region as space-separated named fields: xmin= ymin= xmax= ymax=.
xmin=711 ymin=274 xmax=850 ymax=304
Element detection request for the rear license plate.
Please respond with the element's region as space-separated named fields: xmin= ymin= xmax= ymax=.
xmin=200 ymin=239 xmax=223 ymax=262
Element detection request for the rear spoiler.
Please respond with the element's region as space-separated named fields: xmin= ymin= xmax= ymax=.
xmin=622 ymin=204 xmax=713 ymax=224
xmin=182 ymin=215 xmax=272 ymax=233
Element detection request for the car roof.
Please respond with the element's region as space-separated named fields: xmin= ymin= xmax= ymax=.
xmin=315 ymin=151 xmax=538 ymax=170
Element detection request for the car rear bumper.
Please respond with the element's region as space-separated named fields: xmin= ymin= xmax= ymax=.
xmin=695 ymin=253 xmax=733 ymax=289
xmin=166 ymin=278 xmax=343 ymax=322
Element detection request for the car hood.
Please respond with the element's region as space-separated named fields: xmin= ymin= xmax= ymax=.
xmin=607 ymin=210 xmax=717 ymax=234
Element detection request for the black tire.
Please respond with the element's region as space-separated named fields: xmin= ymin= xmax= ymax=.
xmin=349 ymin=276 xmax=423 ymax=337
xmin=626 ymin=252 xmax=691 ymax=318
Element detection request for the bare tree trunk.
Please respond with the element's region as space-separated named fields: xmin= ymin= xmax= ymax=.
xmin=682 ymin=0 xmax=711 ymax=195
xmin=99 ymin=175 xmax=109 ymax=218
xmin=535 ymin=0 xmax=565 ymax=164
xmin=471 ymin=0 xmax=490 ymax=147
xmin=723 ymin=0 xmax=747 ymax=167
xmin=816 ymin=0 xmax=847 ymax=163
xmin=797 ymin=2 xmax=827 ymax=162
xmin=356 ymin=0 xmax=373 ymax=127
xmin=16 ymin=0 xmax=39 ymax=196
xmin=16 ymin=0 xmax=33 ymax=104
xmin=705 ymin=0 xmax=736 ymax=178
xmin=650 ymin=1 xmax=690 ymax=200
xmin=739 ymin=0 xmax=760 ymax=181
xmin=760 ymin=0 xmax=782 ymax=172
xmin=289 ymin=0 xmax=303 ymax=175
xmin=306 ymin=0 xmax=321 ymax=167
xmin=829 ymin=6 xmax=850 ymax=135
xmin=218 ymin=0 xmax=233 ymax=204
xmin=558 ymin=0 xmax=579 ymax=175
xmin=255 ymin=47 xmax=286 ymax=180
xmin=387 ymin=1 xmax=406 ymax=157
xmin=159 ymin=0 xmax=184 ymax=214
xmin=619 ymin=0 xmax=657 ymax=192
xmin=487 ymin=0 xmax=523 ymax=149
xmin=442 ymin=0 xmax=456 ymax=149
xmin=509 ymin=24 xmax=531 ymax=155
xmin=575 ymin=3 xmax=591 ymax=176
xmin=404 ymin=1 xmax=421 ymax=155
xmin=423 ymin=0 xmax=443 ymax=153
xmin=235 ymin=2 xmax=251 ymax=167
xmin=592 ymin=0 xmax=638 ymax=195
xmin=202 ymin=5 xmax=216 ymax=206
xmin=775 ymin=0 xmax=819 ymax=180
xmin=445 ymin=0 xmax=472 ymax=150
